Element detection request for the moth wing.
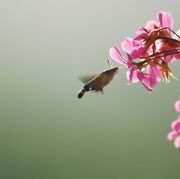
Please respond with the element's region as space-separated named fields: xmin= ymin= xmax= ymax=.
xmin=78 ymin=74 xmax=97 ymax=84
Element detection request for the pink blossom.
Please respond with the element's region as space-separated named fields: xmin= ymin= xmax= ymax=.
xmin=110 ymin=11 xmax=180 ymax=92
xmin=154 ymin=11 xmax=180 ymax=62
xmin=171 ymin=119 xmax=180 ymax=132
xmin=167 ymin=131 xmax=178 ymax=140
xmin=174 ymin=136 xmax=180 ymax=148
xmin=122 ymin=11 xmax=180 ymax=63
xmin=175 ymin=101 xmax=180 ymax=112
xmin=109 ymin=45 xmax=157 ymax=91
xmin=167 ymin=117 xmax=180 ymax=148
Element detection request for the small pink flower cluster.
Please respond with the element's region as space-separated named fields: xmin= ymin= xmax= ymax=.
xmin=167 ymin=100 xmax=180 ymax=148
xmin=109 ymin=12 xmax=180 ymax=91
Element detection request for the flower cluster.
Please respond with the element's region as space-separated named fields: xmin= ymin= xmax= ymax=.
xmin=167 ymin=100 xmax=180 ymax=148
xmin=109 ymin=12 xmax=180 ymax=91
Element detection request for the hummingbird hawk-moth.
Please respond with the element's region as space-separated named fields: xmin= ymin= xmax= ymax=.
xmin=78 ymin=60 xmax=119 ymax=98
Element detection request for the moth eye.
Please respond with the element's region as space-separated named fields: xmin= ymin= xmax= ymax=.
xmin=89 ymin=87 xmax=93 ymax=91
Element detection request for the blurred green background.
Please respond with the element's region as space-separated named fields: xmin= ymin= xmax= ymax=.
xmin=0 ymin=0 xmax=180 ymax=178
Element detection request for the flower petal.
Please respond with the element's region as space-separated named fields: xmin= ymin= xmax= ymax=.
xmin=167 ymin=131 xmax=178 ymax=140
xmin=135 ymin=28 xmax=148 ymax=40
xmin=146 ymin=20 xmax=159 ymax=31
xmin=127 ymin=68 xmax=139 ymax=84
xmin=137 ymin=72 xmax=157 ymax=92
xmin=129 ymin=45 xmax=145 ymax=59
xmin=164 ymin=55 xmax=173 ymax=63
xmin=121 ymin=38 xmax=135 ymax=53
xmin=175 ymin=101 xmax=180 ymax=112
xmin=158 ymin=11 xmax=173 ymax=32
xmin=171 ymin=119 xmax=180 ymax=132
xmin=174 ymin=52 xmax=180 ymax=60
xmin=147 ymin=65 xmax=161 ymax=81
xmin=109 ymin=45 xmax=128 ymax=65
xmin=174 ymin=136 xmax=180 ymax=148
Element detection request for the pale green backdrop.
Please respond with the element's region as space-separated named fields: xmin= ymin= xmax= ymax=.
xmin=0 ymin=0 xmax=180 ymax=178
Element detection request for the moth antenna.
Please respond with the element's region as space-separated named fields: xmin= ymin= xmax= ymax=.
xmin=107 ymin=59 xmax=113 ymax=68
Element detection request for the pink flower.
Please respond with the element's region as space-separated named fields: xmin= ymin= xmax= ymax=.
xmin=157 ymin=12 xmax=180 ymax=62
xmin=175 ymin=101 xmax=180 ymax=112
xmin=109 ymin=45 xmax=157 ymax=91
xmin=171 ymin=119 xmax=180 ymax=132
xmin=167 ymin=119 xmax=180 ymax=148
xmin=167 ymin=99 xmax=180 ymax=149
xmin=174 ymin=136 xmax=180 ymax=148
xmin=122 ymin=12 xmax=180 ymax=63
xmin=109 ymin=11 xmax=180 ymax=92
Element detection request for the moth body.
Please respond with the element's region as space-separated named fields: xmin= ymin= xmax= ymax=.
xmin=78 ymin=67 xmax=119 ymax=98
